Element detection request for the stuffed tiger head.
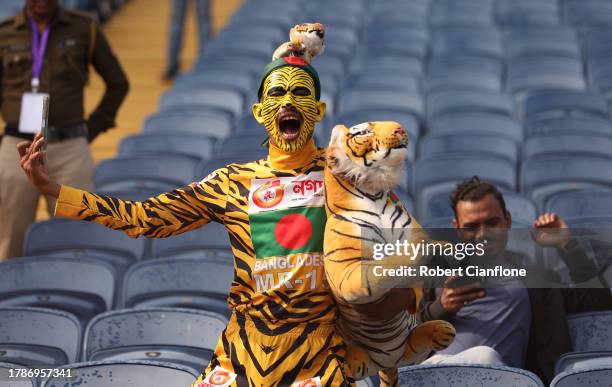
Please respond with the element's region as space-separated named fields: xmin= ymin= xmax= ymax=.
xmin=327 ymin=121 xmax=409 ymax=192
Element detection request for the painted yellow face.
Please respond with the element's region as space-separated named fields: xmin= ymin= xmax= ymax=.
xmin=252 ymin=66 xmax=326 ymax=153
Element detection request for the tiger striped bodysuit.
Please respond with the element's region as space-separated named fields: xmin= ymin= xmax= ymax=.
xmin=55 ymin=140 xmax=358 ymax=386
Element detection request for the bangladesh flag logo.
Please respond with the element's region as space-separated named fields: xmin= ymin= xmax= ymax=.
xmin=248 ymin=173 xmax=326 ymax=259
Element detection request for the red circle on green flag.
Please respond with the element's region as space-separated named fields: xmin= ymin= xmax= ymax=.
xmin=274 ymin=214 xmax=312 ymax=250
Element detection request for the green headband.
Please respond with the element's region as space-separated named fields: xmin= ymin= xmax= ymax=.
xmin=257 ymin=57 xmax=321 ymax=101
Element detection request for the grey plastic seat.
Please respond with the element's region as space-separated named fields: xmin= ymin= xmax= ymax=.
xmin=428 ymin=55 xmax=503 ymax=80
xmin=398 ymin=364 xmax=545 ymax=387
xmin=430 ymin=113 xmax=523 ymax=143
xmin=338 ymin=90 xmax=423 ymax=121
xmin=94 ymin=154 xmax=200 ymax=192
xmin=159 ymin=88 xmax=244 ymax=119
xmin=507 ymin=56 xmax=586 ymax=99
xmin=550 ymin=366 xmax=612 ymax=387
xmin=0 ymin=362 xmax=35 ymax=387
xmin=152 ymin=222 xmax=231 ymax=259
xmin=216 ymin=134 xmax=271 ymax=157
xmin=122 ymin=257 xmax=233 ymax=316
xmin=526 ymin=117 xmax=612 ymax=138
xmin=431 ymin=26 xmax=503 ymax=60
xmin=413 ymin=155 xmax=517 ymax=216
xmin=546 ymin=190 xmax=612 ymax=218
xmin=347 ymin=72 xmax=420 ymax=92
xmin=555 ymin=351 xmax=612 ymax=375
xmin=83 ymin=308 xmax=226 ymax=370
xmin=173 ymin=70 xmax=256 ymax=100
xmin=521 ymin=156 xmax=612 ymax=210
xmin=523 ymin=91 xmax=610 ymax=120
xmin=567 ymin=311 xmax=612 ymax=352
xmin=425 ymin=71 xmax=502 ymax=96
xmin=0 ymin=257 xmax=115 ymax=325
xmin=0 ymin=307 xmax=81 ymax=367
xmin=505 ymin=27 xmax=580 ymax=59
xmin=426 ymin=91 xmax=514 ymax=124
xmin=419 ymin=134 xmax=519 ymax=164
xmin=197 ymin=152 xmax=267 ymax=178
xmin=40 ymin=360 xmax=199 ymax=387
xmin=524 ymin=135 xmax=612 ymax=160
xmin=142 ymin=110 xmax=233 ymax=139
xmin=24 ymin=218 xmax=145 ymax=272
xmin=119 ymin=134 xmax=215 ymax=163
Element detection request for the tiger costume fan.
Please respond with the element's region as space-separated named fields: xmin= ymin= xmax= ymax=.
xmin=324 ymin=121 xmax=456 ymax=386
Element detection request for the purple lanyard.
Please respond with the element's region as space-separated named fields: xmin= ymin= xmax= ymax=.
xmin=28 ymin=17 xmax=50 ymax=91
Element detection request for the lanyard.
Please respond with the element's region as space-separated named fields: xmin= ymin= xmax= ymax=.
xmin=28 ymin=17 xmax=50 ymax=92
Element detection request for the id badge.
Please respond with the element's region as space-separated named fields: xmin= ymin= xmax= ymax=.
xmin=18 ymin=92 xmax=50 ymax=134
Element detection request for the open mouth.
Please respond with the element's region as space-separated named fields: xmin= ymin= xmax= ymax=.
xmin=276 ymin=108 xmax=303 ymax=141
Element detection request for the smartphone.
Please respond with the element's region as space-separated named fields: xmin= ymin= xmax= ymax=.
xmin=448 ymin=275 xmax=483 ymax=289
xmin=40 ymin=94 xmax=49 ymax=154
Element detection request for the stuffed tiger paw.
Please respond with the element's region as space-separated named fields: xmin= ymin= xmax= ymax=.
xmin=323 ymin=121 xmax=455 ymax=386
xmin=272 ymin=22 xmax=325 ymax=63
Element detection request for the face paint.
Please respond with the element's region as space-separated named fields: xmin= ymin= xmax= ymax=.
xmin=253 ymin=66 xmax=325 ymax=153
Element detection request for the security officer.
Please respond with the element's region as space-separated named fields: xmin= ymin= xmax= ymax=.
xmin=0 ymin=0 xmax=129 ymax=260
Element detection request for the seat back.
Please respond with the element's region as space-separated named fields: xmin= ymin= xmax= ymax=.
xmin=550 ymin=367 xmax=612 ymax=387
xmin=0 ymin=307 xmax=81 ymax=366
xmin=567 ymin=311 xmax=612 ymax=352
xmin=398 ymin=364 xmax=545 ymax=387
xmin=143 ymin=110 xmax=233 ymax=139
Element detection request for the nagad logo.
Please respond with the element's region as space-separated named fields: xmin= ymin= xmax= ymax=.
xmin=197 ymin=366 xmax=237 ymax=387
xmin=253 ymin=179 xmax=284 ymax=209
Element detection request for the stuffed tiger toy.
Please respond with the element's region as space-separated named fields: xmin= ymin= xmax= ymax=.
xmin=324 ymin=121 xmax=456 ymax=386
xmin=272 ymin=22 xmax=325 ymax=64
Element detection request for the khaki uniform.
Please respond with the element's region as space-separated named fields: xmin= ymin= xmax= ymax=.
xmin=0 ymin=7 xmax=129 ymax=259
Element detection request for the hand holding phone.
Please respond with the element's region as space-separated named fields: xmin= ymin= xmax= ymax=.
xmin=440 ymin=276 xmax=486 ymax=314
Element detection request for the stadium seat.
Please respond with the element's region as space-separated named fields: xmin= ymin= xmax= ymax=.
xmin=426 ymin=91 xmax=515 ymax=124
xmin=94 ymin=155 xmax=200 ymax=193
xmin=495 ymin=0 xmax=560 ymax=27
xmin=151 ymin=222 xmax=232 ymax=259
xmin=365 ymin=27 xmax=429 ymax=60
xmin=347 ymin=72 xmax=421 ymax=92
xmin=523 ymin=90 xmax=610 ymax=120
xmin=397 ymin=364 xmax=545 ymax=387
xmin=159 ymin=88 xmax=244 ymax=119
xmin=428 ymin=55 xmax=503 ymax=80
xmin=83 ymin=308 xmax=226 ymax=370
xmin=419 ymin=134 xmax=519 ymax=165
xmin=121 ymin=257 xmax=233 ymax=316
xmin=546 ymin=190 xmax=612 ymax=218
xmin=555 ymin=351 xmax=612 ymax=375
xmin=567 ymin=311 xmax=612 ymax=352
xmin=0 ymin=362 xmax=35 ymax=387
xmin=173 ymin=70 xmax=256 ymax=101
xmin=425 ymin=71 xmax=502 ymax=96
xmin=350 ymin=55 xmax=424 ymax=77
xmin=24 ymin=218 xmax=145 ymax=272
xmin=216 ymin=134 xmax=273 ymax=156
xmin=505 ymin=27 xmax=581 ymax=60
xmin=520 ymin=156 xmax=612 ymax=210
xmin=338 ymin=90 xmax=424 ymax=121
xmin=119 ymin=134 xmax=216 ymax=163
xmin=0 ymin=257 xmax=115 ymax=324
xmin=523 ymin=135 xmax=612 ymax=160
xmin=0 ymin=307 xmax=81 ymax=366
xmin=430 ymin=1 xmax=497 ymax=27
xmin=526 ymin=117 xmax=612 ymax=138
xmin=429 ymin=113 xmax=523 ymax=143
xmin=197 ymin=153 xmax=268 ymax=178
xmin=550 ymin=366 xmax=612 ymax=387
xmin=40 ymin=360 xmax=199 ymax=387
xmin=143 ymin=110 xmax=233 ymax=139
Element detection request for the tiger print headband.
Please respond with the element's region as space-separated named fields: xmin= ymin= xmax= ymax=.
xmin=257 ymin=56 xmax=321 ymax=101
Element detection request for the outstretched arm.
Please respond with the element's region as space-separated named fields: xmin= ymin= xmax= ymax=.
xmin=19 ymin=133 xmax=228 ymax=238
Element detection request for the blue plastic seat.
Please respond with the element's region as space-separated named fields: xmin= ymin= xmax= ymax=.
xmin=159 ymin=88 xmax=244 ymax=119
xmin=83 ymin=308 xmax=226 ymax=370
xmin=0 ymin=257 xmax=115 ymax=324
xmin=430 ymin=1 xmax=497 ymax=27
xmin=428 ymin=55 xmax=503 ymax=80
xmin=429 ymin=113 xmax=523 ymax=143
xmin=567 ymin=311 xmax=612 ymax=352
xmin=94 ymin=155 xmax=200 ymax=192
xmin=550 ymin=366 xmax=612 ymax=387
xmin=524 ymin=135 xmax=612 ymax=160
xmin=197 ymin=153 xmax=267 ymax=178
xmin=523 ymin=91 xmax=610 ymax=120
xmin=419 ymin=134 xmax=519 ymax=164
xmin=119 ymin=134 xmax=215 ymax=163
xmin=0 ymin=362 xmax=35 ymax=386
xmin=351 ymin=55 xmax=424 ymax=77
xmin=24 ymin=218 xmax=145 ymax=272
xmin=122 ymin=257 xmax=233 ymax=316
xmin=495 ymin=0 xmax=560 ymax=27
xmin=505 ymin=27 xmax=580 ymax=59
xmin=0 ymin=307 xmax=81 ymax=367
xmin=425 ymin=71 xmax=502 ymax=96
xmin=143 ymin=110 xmax=233 ymax=139
xmin=426 ymin=90 xmax=514 ymax=124
xmin=520 ymin=156 xmax=612 ymax=210
xmin=507 ymin=56 xmax=586 ymax=99
xmin=152 ymin=222 xmax=232 ymax=260
xmin=365 ymin=27 xmax=429 ymax=60
xmin=347 ymin=72 xmax=421 ymax=92
xmin=173 ymin=70 xmax=256 ymax=101
xmin=431 ymin=26 xmax=503 ymax=60
xmin=338 ymin=90 xmax=423 ymax=121
xmin=546 ymin=190 xmax=612 ymax=218
xmin=40 ymin=360 xmax=199 ymax=387
xmin=555 ymin=351 xmax=612 ymax=375
xmin=216 ymin=134 xmax=270 ymax=155
xmin=526 ymin=117 xmax=612 ymax=138
xmin=398 ymin=364 xmax=545 ymax=387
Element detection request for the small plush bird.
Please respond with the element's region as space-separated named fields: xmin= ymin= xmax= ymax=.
xmin=272 ymin=22 xmax=325 ymax=64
